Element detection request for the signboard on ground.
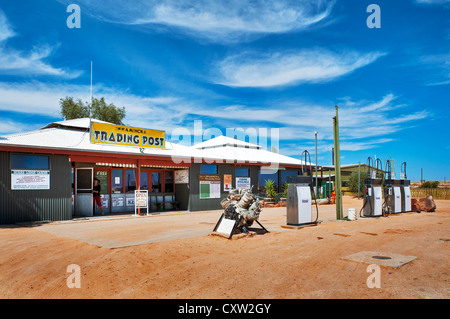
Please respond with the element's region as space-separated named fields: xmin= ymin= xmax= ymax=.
xmin=135 ymin=190 xmax=149 ymax=215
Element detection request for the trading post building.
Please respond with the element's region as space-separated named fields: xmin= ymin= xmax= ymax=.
xmin=0 ymin=118 xmax=316 ymax=224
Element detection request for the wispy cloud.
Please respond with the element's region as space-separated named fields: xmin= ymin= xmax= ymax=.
xmin=215 ymin=49 xmax=387 ymax=87
xmin=414 ymin=0 xmax=450 ymax=5
xmin=0 ymin=10 xmax=81 ymax=78
xmin=58 ymin=0 xmax=335 ymax=42
xmin=0 ymin=9 xmax=15 ymax=41
xmin=0 ymin=81 xmax=187 ymax=134
xmin=419 ymin=53 xmax=450 ymax=86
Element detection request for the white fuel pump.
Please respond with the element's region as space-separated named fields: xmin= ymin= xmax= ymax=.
xmin=286 ymin=150 xmax=319 ymax=226
xmin=361 ymin=157 xmax=384 ymax=218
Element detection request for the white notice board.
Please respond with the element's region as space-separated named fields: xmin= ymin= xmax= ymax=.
xmin=11 ymin=170 xmax=50 ymax=190
xmin=135 ymin=190 xmax=149 ymax=215
xmin=236 ymin=177 xmax=251 ymax=190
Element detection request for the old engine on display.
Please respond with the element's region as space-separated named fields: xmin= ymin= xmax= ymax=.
xmin=220 ymin=188 xmax=262 ymax=234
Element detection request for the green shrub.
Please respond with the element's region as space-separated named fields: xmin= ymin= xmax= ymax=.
xmin=282 ymin=182 xmax=289 ymax=198
xmin=420 ymin=181 xmax=440 ymax=188
xmin=264 ymin=179 xmax=277 ymax=199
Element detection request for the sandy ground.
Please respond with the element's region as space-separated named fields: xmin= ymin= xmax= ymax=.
xmin=0 ymin=196 xmax=449 ymax=299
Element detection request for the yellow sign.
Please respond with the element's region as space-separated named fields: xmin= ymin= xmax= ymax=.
xmin=91 ymin=122 xmax=165 ymax=149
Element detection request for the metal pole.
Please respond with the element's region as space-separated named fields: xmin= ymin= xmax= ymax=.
xmin=358 ymin=161 xmax=361 ymax=200
xmin=333 ymin=106 xmax=343 ymax=220
xmin=315 ymin=131 xmax=318 ymax=198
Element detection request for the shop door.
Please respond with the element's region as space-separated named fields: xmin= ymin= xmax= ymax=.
xmin=75 ymin=167 xmax=93 ymax=216
xmin=94 ymin=169 xmax=111 ymax=215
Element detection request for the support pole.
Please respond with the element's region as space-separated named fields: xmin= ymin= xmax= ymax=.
xmin=358 ymin=161 xmax=361 ymax=200
xmin=333 ymin=106 xmax=343 ymax=220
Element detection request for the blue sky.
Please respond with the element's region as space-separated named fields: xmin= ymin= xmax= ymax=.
xmin=0 ymin=0 xmax=449 ymax=181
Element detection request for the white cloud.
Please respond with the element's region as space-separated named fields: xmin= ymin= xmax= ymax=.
xmin=216 ymin=49 xmax=387 ymax=87
xmin=0 ymin=119 xmax=42 ymax=135
xmin=415 ymin=0 xmax=450 ymax=5
xmin=419 ymin=53 xmax=450 ymax=86
xmin=0 ymin=10 xmax=81 ymax=78
xmin=59 ymin=0 xmax=335 ymax=42
xmin=0 ymin=9 xmax=15 ymax=41
xmin=0 ymin=81 xmax=186 ymax=133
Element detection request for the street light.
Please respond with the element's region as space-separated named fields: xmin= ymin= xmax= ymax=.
xmin=315 ymin=131 xmax=318 ymax=198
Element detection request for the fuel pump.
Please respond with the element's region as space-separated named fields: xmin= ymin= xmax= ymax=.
xmin=383 ymin=159 xmax=402 ymax=215
xmin=286 ymin=150 xmax=319 ymax=226
xmin=360 ymin=157 xmax=383 ymax=218
xmin=400 ymin=162 xmax=412 ymax=213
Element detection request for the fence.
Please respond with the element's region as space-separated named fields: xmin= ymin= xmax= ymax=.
xmin=411 ymin=188 xmax=450 ymax=200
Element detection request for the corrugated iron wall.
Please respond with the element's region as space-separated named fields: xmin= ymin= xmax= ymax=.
xmin=0 ymin=152 xmax=72 ymax=224
xmin=188 ymin=164 xmax=259 ymax=211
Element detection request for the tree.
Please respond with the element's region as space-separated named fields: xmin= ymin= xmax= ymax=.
xmin=59 ymin=97 xmax=126 ymax=125
xmin=348 ymin=171 xmax=366 ymax=196
xmin=59 ymin=97 xmax=89 ymax=120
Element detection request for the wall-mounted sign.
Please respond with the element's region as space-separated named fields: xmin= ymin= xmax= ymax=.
xmin=224 ymin=174 xmax=232 ymax=191
xmin=91 ymin=122 xmax=165 ymax=149
xmin=198 ymin=174 xmax=221 ymax=182
xmin=175 ymin=170 xmax=189 ymax=184
xmin=11 ymin=170 xmax=50 ymax=190
xmin=236 ymin=177 xmax=251 ymax=190
xmin=200 ymin=181 xmax=221 ymax=199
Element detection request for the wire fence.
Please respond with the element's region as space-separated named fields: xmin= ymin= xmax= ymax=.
xmin=411 ymin=188 xmax=450 ymax=200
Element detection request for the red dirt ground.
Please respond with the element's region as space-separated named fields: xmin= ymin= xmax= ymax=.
xmin=0 ymin=196 xmax=448 ymax=299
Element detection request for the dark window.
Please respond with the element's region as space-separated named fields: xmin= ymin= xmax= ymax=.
xmin=165 ymin=171 xmax=174 ymax=193
xmin=258 ymin=169 xmax=279 ymax=192
xmin=236 ymin=168 xmax=249 ymax=177
xmin=140 ymin=172 xmax=148 ymax=190
xmin=76 ymin=168 xmax=93 ymax=192
xmin=95 ymin=171 xmax=109 ymax=194
xmin=125 ymin=170 xmax=136 ymax=193
xmin=11 ymin=154 xmax=50 ymax=170
xmin=112 ymin=169 xmax=123 ymax=193
xmin=200 ymin=164 xmax=218 ymax=174
xmin=152 ymin=172 xmax=161 ymax=193
xmin=280 ymin=170 xmax=299 ymax=185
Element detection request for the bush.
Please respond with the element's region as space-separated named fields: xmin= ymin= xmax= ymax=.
xmin=420 ymin=181 xmax=440 ymax=188
xmin=348 ymin=171 xmax=366 ymax=196
xmin=282 ymin=182 xmax=289 ymax=198
xmin=264 ymin=179 xmax=277 ymax=199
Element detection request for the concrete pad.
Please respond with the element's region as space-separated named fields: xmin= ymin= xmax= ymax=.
xmin=342 ymin=251 xmax=417 ymax=269
xmin=36 ymin=211 xmax=223 ymax=248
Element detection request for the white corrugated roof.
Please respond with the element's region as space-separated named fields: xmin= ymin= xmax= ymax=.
xmin=190 ymin=135 xmax=312 ymax=167
xmin=192 ymin=135 xmax=261 ymax=150
xmin=41 ymin=117 xmax=110 ymax=130
xmin=0 ymin=119 xmax=310 ymax=167
xmin=0 ymin=118 xmax=201 ymax=160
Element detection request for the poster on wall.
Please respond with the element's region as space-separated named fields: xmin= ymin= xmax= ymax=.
xmin=112 ymin=197 xmax=124 ymax=207
xmin=200 ymin=181 xmax=221 ymax=199
xmin=11 ymin=170 xmax=50 ymax=190
xmin=100 ymin=196 xmax=109 ymax=209
xmin=236 ymin=177 xmax=251 ymax=190
xmin=126 ymin=198 xmax=135 ymax=207
xmin=175 ymin=170 xmax=189 ymax=184
xmin=223 ymin=174 xmax=232 ymax=192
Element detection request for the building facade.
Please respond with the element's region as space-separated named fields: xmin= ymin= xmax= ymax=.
xmin=0 ymin=118 xmax=315 ymax=224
